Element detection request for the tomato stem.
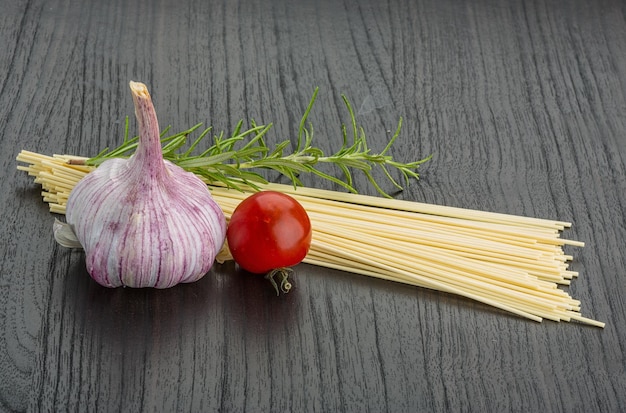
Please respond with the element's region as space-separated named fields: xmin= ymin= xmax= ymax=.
xmin=265 ymin=267 xmax=293 ymax=295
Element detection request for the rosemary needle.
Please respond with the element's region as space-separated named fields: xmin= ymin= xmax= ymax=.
xmin=86 ymin=88 xmax=432 ymax=196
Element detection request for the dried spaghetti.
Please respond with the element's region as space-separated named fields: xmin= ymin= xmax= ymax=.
xmin=16 ymin=150 xmax=604 ymax=327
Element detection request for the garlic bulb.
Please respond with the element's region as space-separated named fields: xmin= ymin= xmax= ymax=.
xmin=62 ymin=81 xmax=226 ymax=288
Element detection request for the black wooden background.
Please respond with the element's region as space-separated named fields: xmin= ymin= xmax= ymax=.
xmin=2 ymin=0 xmax=625 ymax=412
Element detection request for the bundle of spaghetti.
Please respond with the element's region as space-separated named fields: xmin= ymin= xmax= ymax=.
xmin=15 ymin=150 xmax=605 ymax=327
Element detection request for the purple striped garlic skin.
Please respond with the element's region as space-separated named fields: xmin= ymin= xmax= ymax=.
xmin=66 ymin=81 xmax=226 ymax=288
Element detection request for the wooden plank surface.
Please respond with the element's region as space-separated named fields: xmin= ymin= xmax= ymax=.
xmin=1 ymin=0 xmax=625 ymax=411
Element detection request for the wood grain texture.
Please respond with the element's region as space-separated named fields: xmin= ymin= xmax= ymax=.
xmin=2 ymin=0 xmax=626 ymax=412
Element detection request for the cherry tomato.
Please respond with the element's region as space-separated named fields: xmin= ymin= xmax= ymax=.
xmin=226 ymin=191 xmax=312 ymax=282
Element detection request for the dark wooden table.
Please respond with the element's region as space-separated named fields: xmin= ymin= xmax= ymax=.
xmin=2 ymin=0 xmax=625 ymax=412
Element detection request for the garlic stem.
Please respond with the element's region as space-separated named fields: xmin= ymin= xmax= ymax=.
xmin=129 ymin=81 xmax=168 ymax=180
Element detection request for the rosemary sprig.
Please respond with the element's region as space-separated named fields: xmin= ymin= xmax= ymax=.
xmin=87 ymin=88 xmax=432 ymax=196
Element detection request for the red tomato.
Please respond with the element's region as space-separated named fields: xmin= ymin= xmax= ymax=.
xmin=226 ymin=191 xmax=312 ymax=275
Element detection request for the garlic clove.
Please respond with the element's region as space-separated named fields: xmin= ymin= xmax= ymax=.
xmin=53 ymin=218 xmax=83 ymax=249
xmin=63 ymin=81 xmax=227 ymax=288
